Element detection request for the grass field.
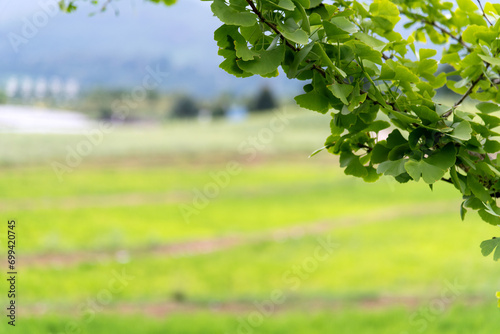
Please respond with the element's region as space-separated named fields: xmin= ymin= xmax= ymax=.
xmin=1 ymin=107 xmax=499 ymax=333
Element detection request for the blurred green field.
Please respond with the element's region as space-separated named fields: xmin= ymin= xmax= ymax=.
xmin=1 ymin=108 xmax=499 ymax=333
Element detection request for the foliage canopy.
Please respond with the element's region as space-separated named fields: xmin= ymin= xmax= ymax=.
xmin=60 ymin=0 xmax=500 ymax=259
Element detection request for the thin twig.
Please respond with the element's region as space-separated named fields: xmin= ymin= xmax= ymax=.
xmin=245 ymin=0 xmax=298 ymax=52
xmin=401 ymin=10 xmax=472 ymax=52
xmin=425 ymin=20 xmax=472 ymax=52
xmin=476 ymin=0 xmax=493 ymax=26
xmin=441 ymin=178 xmax=453 ymax=184
xmin=444 ymin=75 xmax=484 ymax=116
xmin=245 ymin=0 xmax=394 ymax=111
xmin=444 ymin=49 xmax=500 ymax=118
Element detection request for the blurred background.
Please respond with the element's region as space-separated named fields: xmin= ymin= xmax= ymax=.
xmin=0 ymin=0 xmax=499 ymax=333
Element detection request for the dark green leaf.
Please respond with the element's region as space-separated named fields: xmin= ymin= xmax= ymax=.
xmin=211 ymin=0 xmax=257 ymax=26
xmin=480 ymin=238 xmax=500 ymax=260
xmin=295 ymin=91 xmax=329 ymax=113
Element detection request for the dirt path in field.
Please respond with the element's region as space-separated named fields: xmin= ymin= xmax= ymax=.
xmin=111 ymin=295 xmax=487 ymax=316
xmin=22 ymin=201 xmax=457 ymax=268
xmin=0 ymin=191 xmax=190 ymax=211
xmin=24 ymin=294 xmax=487 ymax=318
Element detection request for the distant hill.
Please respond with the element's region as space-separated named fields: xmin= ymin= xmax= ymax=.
xmin=0 ymin=0 xmax=301 ymax=98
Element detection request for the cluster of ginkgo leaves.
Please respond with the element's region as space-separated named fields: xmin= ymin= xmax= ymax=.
xmin=209 ymin=0 xmax=500 ymax=260
xmin=60 ymin=0 xmax=500 ymax=259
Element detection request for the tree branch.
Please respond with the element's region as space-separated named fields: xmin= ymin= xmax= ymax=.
xmin=442 ymin=74 xmax=484 ymax=117
xmin=443 ymin=49 xmax=500 ymax=118
xmin=401 ymin=10 xmax=472 ymax=52
xmin=424 ymin=19 xmax=472 ymax=52
xmin=245 ymin=0 xmax=298 ymax=52
xmin=476 ymin=0 xmax=493 ymax=26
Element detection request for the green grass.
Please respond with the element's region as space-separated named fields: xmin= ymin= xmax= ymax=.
xmin=19 ymin=210 xmax=499 ymax=304
xmin=4 ymin=304 xmax=500 ymax=334
xmin=2 ymin=108 xmax=499 ymax=333
xmin=0 ymin=107 xmax=331 ymax=166
xmin=8 ymin=160 xmax=464 ymax=253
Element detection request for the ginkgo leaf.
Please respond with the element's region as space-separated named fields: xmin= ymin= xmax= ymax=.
xmin=480 ymin=238 xmax=500 ymax=260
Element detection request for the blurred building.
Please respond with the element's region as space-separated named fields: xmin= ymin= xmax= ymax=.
xmin=3 ymin=76 xmax=80 ymax=101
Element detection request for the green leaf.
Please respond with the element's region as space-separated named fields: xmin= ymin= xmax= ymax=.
xmin=313 ymin=43 xmax=346 ymax=78
xmin=480 ymin=238 xmax=500 ymax=260
xmin=483 ymin=202 xmax=500 ymax=217
xmin=235 ymin=41 xmax=259 ymax=61
xmin=410 ymin=105 xmax=441 ymax=124
xmin=214 ymin=24 xmax=244 ymax=49
xmin=309 ymin=146 xmax=325 ymax=157
xmin=404 ymin=159 xmax=447 ymax=184
xmin=408 ymin=127 xmax=427 ymax=150
xmin=329 ymin=17 xmax=358 ymax=34
xmin=363 ymin=166 xmax=380 ymax=182
xmin=293 ymin=0 xmax=309 ymax=9
xmin=267 ymin=0 xmax=295 ymax=11
xmin=394 ymin=65 xmax=419 ymax=83
xmin=478 ymin=210 xmax=500 ymax=226
xmin=347 ymin=41 xmax=383 ymax=65
xmin=328 ymin=83 xmax=353 ymax=105
xmin=467 ymin=173 xmax=492 ymax=203
xmin=211 ymin=0 xmax=257 ymax=27
xmin=323 ymin=21 xmax=350 ymax=39
xmin=295 ymin=91 xmax=329 ymax=114
xmin=218 ymin=49 xmax=253 ymax=77
xmin=451 ymin=167 xmax=467 ymax=194
xmin=308 ymin=0 xmax=321 ymax=8
xmin=386 ymin=129 xmax=407 ymax=148
xmin=449 ymin=121 xmax=472 ymax=141
xmin=377 ymin=159 xmax=407 ymax=176
xmin=353 ymin=0 xmax=369 ymax=17
xmin=419 ymin=48 xmax=437 ymax=59
xmin=441 ymin=53 xmax=461 ymax=64
xmin=403 ymin=143 xmax=456 ymax=184
xmin=388 ymin=143 xmax=409 ymax=161
xmin=345 ymin=159 xmax=368 ymax=177
xmin=387 ymin=107 xmax=420 ymax=125
xmin=369 ymin=0 xmax=400 ymax=30
xmin=484 ymin=140 xmax=500 ymax=153
xmin=476 ymin=102 xmax=500 ymax=114
xmin=364 ymin=120 xmax=390 ymax=133
xmin=278 ymin=21 xmax=309 ymax=44
xmin=457 ymin=0 xmax=478 ymax=13
xmin=292 ymin=0 xmax=310 ymax=33
xmin=478 ymin=113 xmax=500 ymax=129
xmin=237 ymin=44 xmax=285 ymax=75
xmin=462 ymin=25 xmax=490 ymax=44
xmin=340 ymin=151 xmax=368 ymax=177
xmin=478 ymin=54 xmax=500 ymax=67
xmin=379 ymin=64 xmax=395 ymax=80
xmin=371 ymin=143 xmax=391 ymax=164
xmin=287 ymin=42 xmax=314 ymax=78
xmin=353 ymin=32 xmax=386 ymax=52
xmin=425 ymin=143 xmax=457 ymax=170
xmin=460 ymin=201 xmax=467 ymax=220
